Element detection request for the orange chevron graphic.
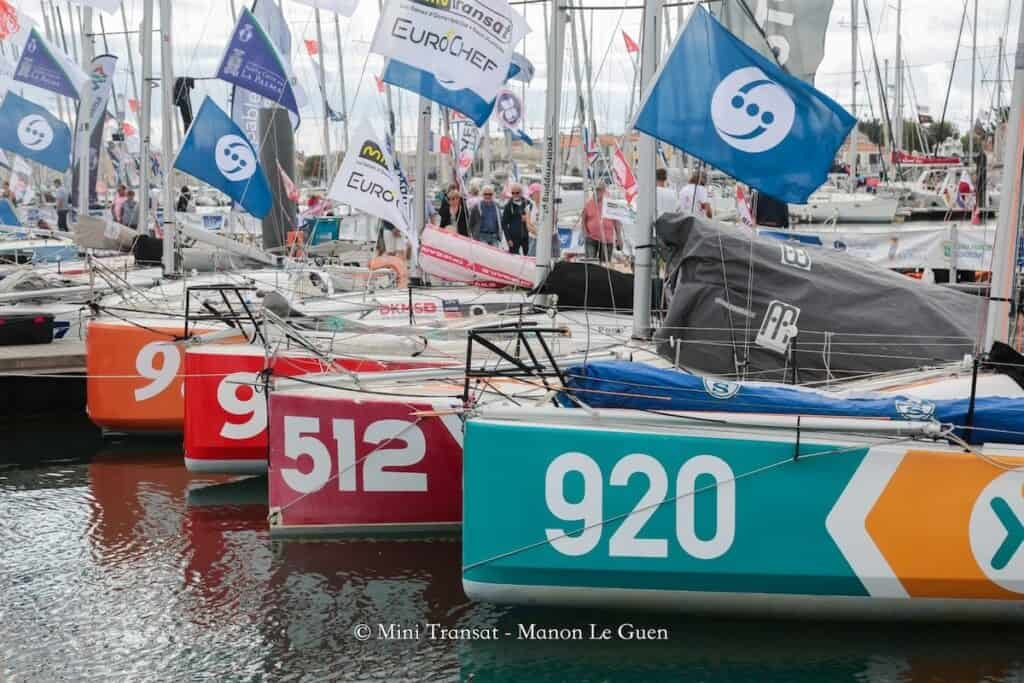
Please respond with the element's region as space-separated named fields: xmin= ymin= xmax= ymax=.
xmin=865 ymin=449 xmax=1024 ymax=600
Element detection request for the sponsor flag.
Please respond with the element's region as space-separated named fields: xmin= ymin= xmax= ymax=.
xmin=718 ymin=0 xmax=834 ymax=84
xmin=174 ymin=97 xmax=273 ymax=218
xmin=508 ymin=52 xmax=535 ymax=82
xmin=0 ymin=197 xmax=20 ymax=226
xmin=304 ymin=39 xmax=319 ymax=56
xmin=633 ymin=6 xmax=854 ymax=204
xmin=454 ymin=121 xmax=479 ymax=186
xmin=277 ymin=160 xmax=299 ymax=202
xmin=67 ymin=0 xmax=121 ymax=12
xmin=611 ymin=146 xmax=638 ymax=205
xmin=493 ymin=87 xmax=532 ymax=143
xmin=0 ymin=92 xmax=72 ymax=172
xmin=72 ymin=55 xmax=118 ymax=207
xmin=14 ymin=27 xmax=88 ymax=99
xmin=371 ymin=0 xmax=528 ymax=107
xmin=622 ymin=30 xmax=640 ymax=53
xmin=230 ymin=0 xmax=300 ymax=149
xmin=289 ymin=0 xmax=359 ymax=16
xmin=217 ymin=7 xmax=300 ymax=119
xmin=583 ymin=126 xmax=599 ymax=166
xmin=736 ymin=184 xmax=754 ymax=227
xmin=328 ymin=122 xmax=416 ymax=250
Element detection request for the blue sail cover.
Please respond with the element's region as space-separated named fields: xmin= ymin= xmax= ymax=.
xmin=558 ymin=361 xmax=1024 ymax=445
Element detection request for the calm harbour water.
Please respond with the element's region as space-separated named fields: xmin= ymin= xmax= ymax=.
xmin=3 ymin=414 xmax=1024 ymax=682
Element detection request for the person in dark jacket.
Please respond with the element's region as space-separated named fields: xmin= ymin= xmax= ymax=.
xmin=501 ymin=183 xmax=531 ymax=255
xmin=438 ymin=188 xmax=470 ymax=237
xmin=468 ymin=185 xmax=505 ymax=247
xmin=176 ymin=185 xmax=192 ymax=213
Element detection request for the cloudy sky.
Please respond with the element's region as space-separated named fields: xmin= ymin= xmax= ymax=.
xmin=6 ymin=0 xmax=1019 ymax=156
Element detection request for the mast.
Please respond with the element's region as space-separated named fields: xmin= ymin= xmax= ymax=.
xmin=138 ymin=0 xmax=153 ymax=236
xmin=631 ymin=0 xmax=657 ymax=338
xmin=332 ymin=14 xmax=350 ymax=152
xmin=567 ymin=2 xmax=587 ymax=178
xmin=969 ymin=0 xmax=977 ymax=162
xmin=413 ymin=97 xmax=431 ymax=235
xmin=313 ymin=7 xmax=332 ymax=183
xmin=159 ymin=0 xmax=176 ymax=274
xmin=76 ymin=6 xmax=93 ymax=219
xmin=40 ymin=3 xmax=68 ymax=130
xmin=535 ymin=3 xmax=567 ymax=286
xmin=894 ymin=0 xmax=902 ymax=154
xmin=983 ymin=4 xmax=1024 ymax=349
xmin=847 ymin=0 xmax=858 ymax=190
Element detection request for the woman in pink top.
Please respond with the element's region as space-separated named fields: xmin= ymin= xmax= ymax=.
xmin=581 ymin=181 xmax=621 ymax=263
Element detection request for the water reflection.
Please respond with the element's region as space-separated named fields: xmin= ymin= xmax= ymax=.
xmin=2 ymin=419 xmax=1024 ymax=681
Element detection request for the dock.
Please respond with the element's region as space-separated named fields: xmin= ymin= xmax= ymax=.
xmin=0 ymin=342 xmax=86 ymax=376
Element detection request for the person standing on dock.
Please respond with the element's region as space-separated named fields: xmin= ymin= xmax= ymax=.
xmin=582 ymin=181 xmax=621 ymax=263
xmin=502 ymin=183 xmax=531 ymax=255
xmin=111 ymin=185 xmax=128 ymax=223
xmin=121 ymin=190 xmax=139 ymax=229
xmin=469 ymin=185 xmax=506 ymax=248
xmin=53 ymin=179 xmax=70 ymax=232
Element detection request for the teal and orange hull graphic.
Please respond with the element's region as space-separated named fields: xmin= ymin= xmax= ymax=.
xmin=462 ymin=413 xmax=1024 ymax=619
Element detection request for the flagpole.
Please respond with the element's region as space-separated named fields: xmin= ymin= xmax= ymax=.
xmin=414 ymin=97 xmax=431 ymax=236
xmin=631 ymin=0 xmax=657 ymax=339
xmin=159 ymin=0 xmax=177 ymax=274
xmin=847 ymin=0 xmax=858 ymax=192
xmin=313 ymin=7 xmax=333 ymax=183
xmin=567 ymin=0 xmax=588 ymax=186
xmin=982 ymin=3 xmax=1024 ymax=349
xmin=76 ymin=6 xmax=93 ymax=220
xmin=138 ymin=0 xmax=153 ymax=238
xmin=332 ymin=13 xmax=350 ymax=152
xmin=535 ymin=3 xmax=567 ymax=287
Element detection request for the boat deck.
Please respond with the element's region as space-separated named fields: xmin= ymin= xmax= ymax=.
xmin=0 ymin=342 xmax=86 ymax=376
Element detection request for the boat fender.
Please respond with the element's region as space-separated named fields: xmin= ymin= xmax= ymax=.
xmin=369 ymin=255 xmax=409 ymax=289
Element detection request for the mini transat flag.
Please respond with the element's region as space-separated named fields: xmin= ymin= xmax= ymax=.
xmin=174 ymin=97 xmax=273 ymax=219
xmin=216 ymin=8 xmax=300 ymax=119
xmin=0 ymin=92 xmax=72 ymax=172
xmin=14 ymin=27 xmax=89 ymax=99
xmin=632 ymin=6 xmax=855 ymax=203
xmin=328 ymin=121 xmax=416 ymax=251
xmin=622 ymin=31 xmax=640 ymax=53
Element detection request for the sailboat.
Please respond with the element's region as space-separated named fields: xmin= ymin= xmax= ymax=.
xmin=458 ymin=2 xmax=1024 ymax=620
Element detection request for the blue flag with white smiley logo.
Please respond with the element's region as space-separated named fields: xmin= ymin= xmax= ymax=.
xmin=633 ymin=5 xmax=854 ymax=204
xmin=0 ymin=93 xmax=72 ymax=173
xmin=174 ymin=98 xmax=272 ymax=218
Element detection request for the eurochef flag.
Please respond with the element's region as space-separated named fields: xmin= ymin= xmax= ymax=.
xmin=14 ymin=27 xmax=89 ymax=99
xmin=328 ymin=122 xmax=416 ymax=250
xmin=383 ymin=53 xmax=532 ymax=127
xmin=372 ymin=0 xmax=528 ymax=107
xmin=633 ymin=6 xmax=855 ymax=204
xmin=217 ymin=8 xmax=300 ymax=119
xmin=174 ymin=98 xmax=273 ymax=219
xmin=0 ymin=93 xmax=72 ymax=172
xmin=289 ymin=0 xmax=359 ymax=16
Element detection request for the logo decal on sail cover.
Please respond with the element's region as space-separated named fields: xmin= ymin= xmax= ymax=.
xmin=214 ymin=135 xmax=258 ymax=182
xmin=755 ymin=300 xmax=800 ymax=355
xmin=969 ymin=468 xmax=1024 ymax=592
xmin=702 ymin=377 xmax=740 ymax=400
xmin=710 ymin=67 xmax=795 ymax=153
xmin=894 ymin=398 xmax=936 ymax=421
xmin=17 ymin=115 xmax=53 ymax=151
xmin=358 ymin=140 xmax=388 ymax=169
xmin=780 ymin=243 xmax=812 ymax=270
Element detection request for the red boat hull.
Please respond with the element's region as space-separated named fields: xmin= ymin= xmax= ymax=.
xmin=267 ymin=388 xmax=464 ymax=535
xmin=183 ymin=346 xmax=446 ymax=474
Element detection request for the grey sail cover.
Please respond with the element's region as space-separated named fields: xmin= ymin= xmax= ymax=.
xmin=717 ymin=0 xmax=835 ymax=83
xmin=654 ymin=215 xmax=984 ymax=383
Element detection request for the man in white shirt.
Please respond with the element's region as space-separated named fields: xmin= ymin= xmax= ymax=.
xmin=678 ymin=171 xmax=713 ymax=219
xmin=655 ymin=168 xmax=677 ymax=217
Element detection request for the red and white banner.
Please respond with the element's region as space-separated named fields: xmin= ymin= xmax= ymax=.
xmin=611 ymin=146 xmax=638 ymax=205
xmin=419 ymin=225 xmax=535 ymax=289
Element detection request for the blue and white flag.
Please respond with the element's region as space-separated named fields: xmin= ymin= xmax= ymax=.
xmin=0 ymin=199 xmax=21 ymax=227
xmin=383 ymin=57 xmax=531 ymax=127
xmin=508 ymin=53 xmax=535 ymax=82
xmin=633 ymin=6 xmax=854 ymax=203
xmin=217 ymin=8 xmax=300 ymax=119
xmin=14 ymin=27 xmax=88 ymax=100
xmin=174 ymin=98 xmax=273 ymax=219
xmin=0 ymin=93 xmax=73 ymax=172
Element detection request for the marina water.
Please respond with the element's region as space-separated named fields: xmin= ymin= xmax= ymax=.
xmin=4 ymin=413 xmax=1024 ymax=681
